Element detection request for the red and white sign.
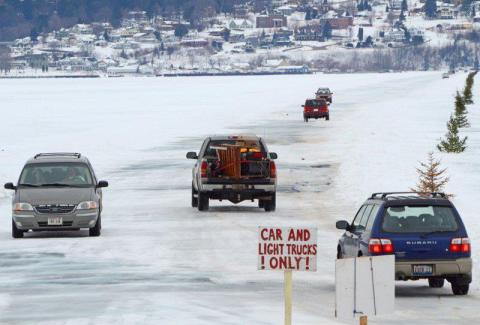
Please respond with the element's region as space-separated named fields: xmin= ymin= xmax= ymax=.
xmin=258 ymin=226 xmax=317 ymax=271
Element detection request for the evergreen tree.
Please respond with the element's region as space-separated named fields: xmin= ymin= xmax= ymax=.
xmin=323 ymin=21 xmax=332 ymax=39
xmin=401 ymin=0 xmax=408 ymax=12
xmin=437 ymin=114 xmax=467 ymax=153
xmin=400 ymin=10 xmax=406 ymax=21
xmin=103 ymin=30 xmax=110 ymax=42
xmin=305 ymin=8 xmax=312 ymax=20
xmin=425 ymin=0 xmax=437 ymax=18
xmin=174 ymin=24 xmax=189 ymax=38
xmin=474 ymin=55 xmax=479 ymax=70
xmin=357 ymin=0 xmax=364 ymax=11
xmin=410 ymin=152 xmax=450 ymax=194
xmin=463 ymin=72 xmax=475 ymax=105
xmin=454 ymin=91 xmax=469 ymax=127
xmin=386 ymin=5 xmax=389 ymax=12
xmin=30 ymin=28 xmax=39 ymax=42
xmin=462 ymin=0 xmax=473 ymax=15
xmin=358 ymin=27 xmax=364 ymax=41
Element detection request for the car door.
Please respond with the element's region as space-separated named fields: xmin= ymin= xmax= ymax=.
xmin=193 ymin=138 xmax=209 ymax=190
xmin=344 ymin=205 xmax=367 ymax=257
xmin=351 ymin=205 xmax=375 ymax=256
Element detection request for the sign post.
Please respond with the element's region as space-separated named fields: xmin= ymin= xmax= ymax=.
xmin=258 ymin=226 xmax=317 ymax=325
xmin=284 ymin=270 xmax=292 ymax=325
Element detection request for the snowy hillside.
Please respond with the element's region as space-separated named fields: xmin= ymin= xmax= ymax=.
xmin=0 ymin=71 xmax=479 ymax=324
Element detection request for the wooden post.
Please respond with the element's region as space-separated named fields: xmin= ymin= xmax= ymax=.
xmin=359 ymin=315 xmax=368 ymax=325
xmin=284 ymin=270 xmax=292 ymax=325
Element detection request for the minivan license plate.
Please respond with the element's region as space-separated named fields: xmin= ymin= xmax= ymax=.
xmin=48 ymin=217 xmax=63 ymax=226
xmin=412 ymin=265 xmax=433 ymax=275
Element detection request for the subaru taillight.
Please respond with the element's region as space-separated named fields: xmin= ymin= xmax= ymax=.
xmin=368 ymin=238 xmax=394 ymax=254
xmin=270 ymin=161 xmax=276 ymax=178
xmin=368 ymin=239 xmax=382 ymax=254
xmin=200 ymin=161 xmax=208 ymax=178
xmin=450 ymin=238 xmax=470 ymax=253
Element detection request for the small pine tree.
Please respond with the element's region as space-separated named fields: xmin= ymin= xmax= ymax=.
xmin=454 ymin=91 xmax=469 ymax=127
xmin=437 ymin=114 xmax=468 ymax=153
xmin=401 ymin=0 xmax=408 ymax=12
xmin=410 ymin=152 xmax=449 ymax=194
xmin=399 ymin=10 xmax=406 ymax=21
xmin=463 ymin=72 xmax=475 ymax=105
xmin=425 ymin=0 xmax=437 ymax=18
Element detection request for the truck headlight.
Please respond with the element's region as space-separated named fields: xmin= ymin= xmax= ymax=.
xmin=13 ymin=203 xmax=34 ymax=212
xmin=77 ymin=201 xmax=98 ymax=210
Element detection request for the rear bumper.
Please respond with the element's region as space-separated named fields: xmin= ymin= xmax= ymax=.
xmin=200 ymin=179 xmax=275 ymax=192
xmin=304 ymin=112 xmax=328 ymax=118
xmin=199 ymin=179 xmax=275 ymax=201
xmin=395 ymin=258 xmax=472 ymax=281
xmin=13 ymin=210 xmax=99 ymax=230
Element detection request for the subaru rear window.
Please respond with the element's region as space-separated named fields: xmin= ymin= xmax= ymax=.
xmin=382 ymin=206 xmax=458 ymax=233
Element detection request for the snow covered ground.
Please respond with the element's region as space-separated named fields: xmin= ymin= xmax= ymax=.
xmin=0 ymin=71 xmax=479 ymax=324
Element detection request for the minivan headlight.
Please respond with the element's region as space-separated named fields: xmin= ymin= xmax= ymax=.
xmin=13 ymin=203 xmax=34 ymax=212
xmin=77 ymin=201 xmax=98 ymax=210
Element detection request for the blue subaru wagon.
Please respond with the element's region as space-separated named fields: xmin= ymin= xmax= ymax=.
xmin=336 ymin=192 xmax=472 ymax=295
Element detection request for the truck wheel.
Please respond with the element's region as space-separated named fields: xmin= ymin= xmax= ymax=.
xmin=264 ymin=193 xmax=276 ymax=212
xmin=89 ymin=214 xmax=101 ymax=237
xmin=428 ymin=278 xmax=444 ymax=288
xmin=191 ymin=183 xmax=198 ymax=208
xmin=198 ymin=192 xmax=209 ymax=211
xmin=258 ymin=200 xmax=265 ymax=208
xmin=12 ymin=220 xmax=24 ymax=239
xmin=451 ymin=282 xmax=469 ymax=295
xmin=326 ymin=114 xmax=330 ymax=121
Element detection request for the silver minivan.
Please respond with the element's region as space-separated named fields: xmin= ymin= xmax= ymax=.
xmin=4 ymin=153 xmax=108 ymax=238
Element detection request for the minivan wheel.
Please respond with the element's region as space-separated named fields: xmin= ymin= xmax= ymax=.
xmin=192 ymin=183 xmax=198 ymax=208
xmin=198 ymin=192 xmax=209 ymax=211
xmin=304 ymin=117 xmax=308 ymax=122
xmin=12 ymin=220 xmax=24 ymax=239
xmin=451 ymin=282 xmax=469 ymax=295
xmin=264 ymin=193 xmax=276 ymax=212
xmin=89 ymin=214 xmax=101 ymax=237
xmin=326 ymin=114 xmax=330 ymax=121
xmin=428 ymin=278 xmax=445 ymax=288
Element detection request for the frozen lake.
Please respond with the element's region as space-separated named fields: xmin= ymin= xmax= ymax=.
xmin=0 ymin=72 xmax=479 ymax=324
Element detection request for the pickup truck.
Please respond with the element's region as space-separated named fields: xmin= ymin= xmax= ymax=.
xmin=186 ymin=135 xmax=278 ymax=212
xmin=315 ymin=88 xmax=333 ymax=103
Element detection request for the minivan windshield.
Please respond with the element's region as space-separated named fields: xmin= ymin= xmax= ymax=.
xmin=382 ymin=205 xmax=458 ymax=233
xmin=18 ymin=162 xmax=94 ymax=187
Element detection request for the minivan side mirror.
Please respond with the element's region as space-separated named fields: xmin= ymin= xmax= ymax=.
xmin=97 ymin=180 xmax=109 ymax=188
xmin=301 ymin=105 xmax=305 ymax=107
xmin=186 ymin=152 xmax=198 ymax=159
xmin=269 ymin=152 xmax=278 ymax=160
xmin=4 ymin=182 xmax=16 ymax=190
xmin=336 ymin=220 xmax=350 ymax=231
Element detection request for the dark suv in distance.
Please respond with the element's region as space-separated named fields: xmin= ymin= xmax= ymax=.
xmin=4 ymin=153 xmax=108 ymax=238
xmin=335 ymin=192 xmax=472 ymax=295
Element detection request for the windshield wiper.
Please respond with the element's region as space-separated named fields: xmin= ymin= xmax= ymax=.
xmin=39 ymin=183 xmax=74 ymax=187
xmin=421 ymin=230 xmax=452 ymax=238
xmin=18 ymin=183 xmax=39 ymax=187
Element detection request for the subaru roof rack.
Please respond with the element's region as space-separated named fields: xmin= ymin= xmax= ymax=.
xmin=369 ymin=192 xmax=447 ymax=200
xmin=34 ymin=152 xmax=81 ymax=159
